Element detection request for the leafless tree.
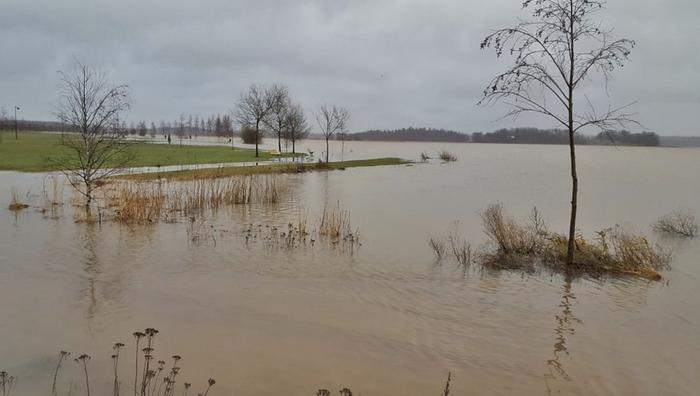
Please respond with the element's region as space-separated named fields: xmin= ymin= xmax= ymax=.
xmin=315 ymin=104 xmax=350 ymax=163
xmin=479 ymin=0 xmax=635 ymax=266
xmin=235 ymin=84 xmax=280 ymax=157
xmin=263 ymin=85 xmax=290 ymax=152
xmin=283 ymin=102 xmax=310 ymax=155
xmin=54 ymin=61 xmax=132 ymax=209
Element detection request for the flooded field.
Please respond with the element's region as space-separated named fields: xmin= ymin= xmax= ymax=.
xmin=1 ymin=141 xmax=699 ymax=395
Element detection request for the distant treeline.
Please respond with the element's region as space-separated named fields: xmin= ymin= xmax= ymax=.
xmin=473 ymin=128 xmax=660 ymax=146
xmin=348 ymin=127 xmax=470 ymax=142
xmin=0 ymin=113 xmax=666 ymax=148
xmin=347 ymin=127 xmax=661 ymax=147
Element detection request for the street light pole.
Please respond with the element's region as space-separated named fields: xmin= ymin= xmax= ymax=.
xmin=14 ymin=106 xmax=20 ymax=140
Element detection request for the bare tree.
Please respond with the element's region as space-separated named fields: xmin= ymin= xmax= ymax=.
xmin=479 ymin=0 xmax=635 ymax=266
xmin=54 ymin=61 xmax=132 ymax=208
xmin=284 ymin=103 xmax=310 ymax=155
xmin=263 ymin=85 xmax=290 ymax=152
xmin=235 ymin=84 xmax=279 ymax=157
xmin=315 ymin=104 xmax=350 ymax=163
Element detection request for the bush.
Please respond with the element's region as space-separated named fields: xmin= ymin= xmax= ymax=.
xmin=653 ymin=211 xmax=698 ymax=238
xmin=240 ymin=126 xmax=262 ymax=144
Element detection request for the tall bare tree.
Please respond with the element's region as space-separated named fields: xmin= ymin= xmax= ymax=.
xmin=479 ymin=0 xmax=635 ymax=266
xmin=235 ymin=84 xmax=280 ymax=157
xmin=263 ymin=85 xmax=290 ymax=152
xmin=54 ymin=61 xmax=132 ymax=208
xmin=284 ymin=103 xmax=310 ymax=155
xmin=315 ymin=105 xmax=350 ymax=163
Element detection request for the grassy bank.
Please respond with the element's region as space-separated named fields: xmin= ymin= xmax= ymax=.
xmin=119 ymin=158 xmax=410 ymax=181
xmin=0 ymin=131 xmax=292 ymax=172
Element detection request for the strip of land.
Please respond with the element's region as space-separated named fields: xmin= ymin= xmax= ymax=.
xmin=0 ymin=131 xmax=294 ymax=172
xmin=119 ymin=158 xmax=410 ymax=181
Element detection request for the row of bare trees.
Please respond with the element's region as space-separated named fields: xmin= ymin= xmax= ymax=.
xmin=234 ymin=84 xmax=350 ymax=158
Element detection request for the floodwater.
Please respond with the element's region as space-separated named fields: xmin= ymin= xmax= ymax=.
xmin=1 ymin=141 xmax=699 ymax=395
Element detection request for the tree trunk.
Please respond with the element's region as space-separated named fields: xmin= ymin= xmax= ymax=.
xmin=254 ymin=121 xmax=260 ymax=157
xmin=566 ymin=3 xmax=577 ymax=267
xmin=325 ymin=137 xmax=329 ymax=163
xmin=292 ymin=139 xmax=295 ymax=155
xmin=566 ymin=129 xmax=578 ymax=266
xmin=278 ymin=132 xmax=282 ymax=152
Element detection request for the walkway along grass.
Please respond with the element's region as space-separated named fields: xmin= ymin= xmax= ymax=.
xmin=118 ymin=158 xmax=410 ymax=181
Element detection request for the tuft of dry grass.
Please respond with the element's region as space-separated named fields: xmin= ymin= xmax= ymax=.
xmin=8 ymin=187 xmax=30 ymax=211
xmin=319 ymin=204 xmax=359 ymax=245
xmin=429 ymin=238 xmax=447 ymax=259
xmin=653 ymin=210 xmax=698 ymax=238
xmin=478 ymin=204 xmax=671 ymax=280
xmin=447 ymin=232 xmax=472 ymax=268
xmin=438 ymin=150 xmax=457 ymax=162
xmin=1 ymin=370 xmax=16 ymax=396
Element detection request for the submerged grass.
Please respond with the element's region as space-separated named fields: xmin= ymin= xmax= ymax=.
xmin=119 ymin=158 xmax=409 ymax=182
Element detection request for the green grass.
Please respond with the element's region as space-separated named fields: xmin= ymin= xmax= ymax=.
xmin=0 ymin=131 xmax=293 ymax=172
xmin=119 ymin=158 xmax=410 ymax=181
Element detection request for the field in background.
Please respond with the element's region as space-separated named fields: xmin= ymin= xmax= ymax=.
xmin=0 ymin=131 xmax=291 ymax=172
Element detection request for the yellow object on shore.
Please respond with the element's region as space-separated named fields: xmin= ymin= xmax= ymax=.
xmin=269 ymin=149 xmax=281 ymax=156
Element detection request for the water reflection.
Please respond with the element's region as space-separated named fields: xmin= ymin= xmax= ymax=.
xmin=80 ymin=224 xmax=101 ymax=321
xmin=544 ymin=277 xmax=581 ymax=393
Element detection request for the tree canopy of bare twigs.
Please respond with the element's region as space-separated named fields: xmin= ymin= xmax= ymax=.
xmin=262 ymin=85 xmax=290 ymax=152
xmin=54 ymin=61 xmax=132 ymax=208
xmin=283 ymin=103 xmax=310 ymax=155
xmin=315 ymin=104 xmax=350 ymax=163
xmin=235 ymin=84 xmax=284 ymax=157
xmin=479 ymin=0 xmax=635 ymax=266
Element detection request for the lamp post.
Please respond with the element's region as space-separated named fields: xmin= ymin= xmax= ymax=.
xmin=14 ymin=106 xmax=20 ymax=140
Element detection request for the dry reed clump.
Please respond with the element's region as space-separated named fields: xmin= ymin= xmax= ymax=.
xmin=652 ymin=210 xmax=698 ymax=238
xmin=447 ymin=231 xmax=472 ymax=267
xmin=108 ymin=176 xmax=283 ymax=224
xmin=480 ymin=204 xmax=546 ymax=269
xmin=429 ymin=238 xmax=447 ymax=259
xmin=419 ymin=152 xmax=431 ymax=162
xmin=438 ymin=150 xmax=457 ymax=162
xmin=45 ymin=328 xmax=215 ymax=396
xmin=479 ymin=204 xmax=671 ymax=280
xmin=1 ymin=370 xmax=16 ymax=396
xmin=319 ymin=204 xmax=359 ymax=245
xmin=7 ymin=187 xmax=30 ymax=211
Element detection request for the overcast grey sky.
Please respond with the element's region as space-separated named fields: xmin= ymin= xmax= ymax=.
xmin=0 ymin=0 xmax=698 ymax=135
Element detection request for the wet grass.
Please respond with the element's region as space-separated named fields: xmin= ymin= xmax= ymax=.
xmin=118 ymin=158 xmax=410 ymax=181
xmin=0 ymin=131 xmax=295 ymax=172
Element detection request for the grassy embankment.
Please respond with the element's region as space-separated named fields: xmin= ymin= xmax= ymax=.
xmin=0 ymin=131 xmax=294 ymax=172
xmin=120 ymin=157 xmax=410 ymax=181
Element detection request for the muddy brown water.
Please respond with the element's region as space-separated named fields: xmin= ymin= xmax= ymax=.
xmin=1 ymin=141 xmax=699 ymax=395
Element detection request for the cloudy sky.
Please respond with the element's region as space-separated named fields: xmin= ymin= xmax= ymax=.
xmin=1 ymin=0 xmax=698 ymax=135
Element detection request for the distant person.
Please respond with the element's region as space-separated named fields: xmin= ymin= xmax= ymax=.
xmin=167 ymin=134 xmax=171 ymax=145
